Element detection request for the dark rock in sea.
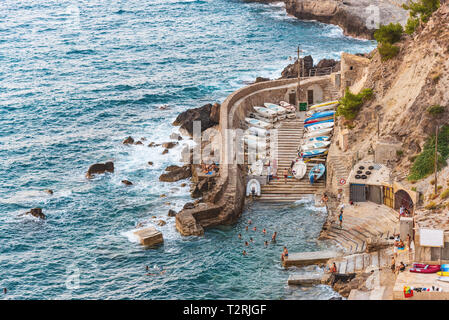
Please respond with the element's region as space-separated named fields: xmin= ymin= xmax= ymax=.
xmin=165 ymin=165 xmax=181 ymax=172
xmin=123 ymin=136 xmax=134 ymax=144
xmin=160 ymin=194 xmax=166 ymax=198
xmin=44 ymin=189 xmax=53 ymax=195
xmin=159 ymin=165 xmax=192 ymax=182
xmin=135 ymin=141 xmax=143 ymax=145
xmin=140 ymin=137 xmax=146 ymax=141
xmin=162 ymin=142 xmax=178 ymax=149
xmin=148 ymin=161 xmax=154 ymax=166
xmin=183 ymin=202 xmax=195 ymax=210
xmin=26 ymin=208 xmax=46 ymax=220
xmin=180 ymin=183 xmax=187 ymax=187
xmin=162 ymin=149 xmax=169 ymax=155
xmin=86 ymin=161 xmax=114 ymax=178
xmin=172 ymin=103 xmax=220 ymax=136
xmin=121 ymin=180 xmax=133 ymax=186
xmin=168 ymin=209 xmax=177 ymax=217
xmin=255 ymin=76 xmax=270 ymax=83
xmin=329 ymin=297 xmax=342 ymax=300
xmin=280 ymin=55 xmax=314 ymax=78
xmin=157 ymin=220 xmax=166 ymax=226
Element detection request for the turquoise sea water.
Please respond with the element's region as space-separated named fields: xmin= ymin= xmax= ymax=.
xmin=0 ymin=0 xmax=375 ymax=299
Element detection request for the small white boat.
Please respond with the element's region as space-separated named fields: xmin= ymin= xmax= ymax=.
xmin=304 ymin=128 xmax=333 ymax=138
xmin=305 ymin=122 xmax=334 ymax=132
xmin=249 ymin=159 xmax=264 ymax=176
xmin=253 ymin=106 xmax=278 ymax=119
xmin=249 ymin=112 xmax=276 ymax=124
xmin=279 ymin=101 xmax=296 ymax=113
xmin=245 ymin=117 xmax=272 ymax=129
xmin=292 ymin=159 xmax=307 ymax=180
xmin=264 ymin=103 xmax=286 ymax=115
xmin=301 ymin=141 xmax=331 ymax=151
xmin=248 ymin=126 xmax=268 ymax=137
xmin=246 ymin=179 xmax=261 ymax=197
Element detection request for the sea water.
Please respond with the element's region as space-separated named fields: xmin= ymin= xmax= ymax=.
xmin=0 ymin=0 xmax=375 ymax=299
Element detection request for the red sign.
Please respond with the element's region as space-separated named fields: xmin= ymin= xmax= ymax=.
xmin=339 ymin=179 xmax=346 ymax=185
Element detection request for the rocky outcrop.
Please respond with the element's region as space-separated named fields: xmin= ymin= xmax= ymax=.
xmin=255 ymin=76 xmax=270 ymax=83
xmin=284 ymin=0 xmax=408 ymax=39
xmin=86 ymin=161 xmax=114 ymax=179
xmin=162 ymin=142 xmax=178 ymax=149
xmin=172 ymin=103 xmax=220 ymax=136
xmin=123 ymin=136 xmax=134 ymax=144
xmin=280 ymin=56 xmax=340 ymax=79
xmin=168 ymin=209 xmax=177 ymax=217
xmin=26 ymin=208 xmax=46 ymax=220
xmin=159 ymin=165 xmax=192 ymax=182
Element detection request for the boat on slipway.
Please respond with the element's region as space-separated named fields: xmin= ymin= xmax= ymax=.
xmin=245 ymin=117 xmax=272 ymax=129
xmin=303 ymin=136 xmax=330 ymax=143
xmin=253 ymin=106 xmax=278 ymax=119
xmin=305 ymin=121 xmax=334 ymax=131
xmin=300 ymin=148 xmax=328 ymax=158
xmin=301 ymin=141 xmax=330 ymax=151
xmin=308 ymin=163 xmax=325 ymax=184
xmin=292 ymin=159 xmax=307 ymax=179
xmin=304 ymin=128 xmax=333 ymax=138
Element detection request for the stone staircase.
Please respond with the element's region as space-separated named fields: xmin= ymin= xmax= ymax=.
xmin=258 ymin=116 xmax=326 ymax=202
xmin=332 ymin=247 xmax=394 ymax=274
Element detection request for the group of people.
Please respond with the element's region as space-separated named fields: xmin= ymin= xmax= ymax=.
xmin=200 ymin=162 xmax=219 ymax=175
xmin=391 ymin=256 xmax=406 ymax=275
xmin=240 ymin=219 xmax=278 ymax=256
xmin=399 ymin=205 xmax=411 ymax=218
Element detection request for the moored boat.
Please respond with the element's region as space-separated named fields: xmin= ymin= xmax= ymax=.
xmin=303 ymin=136 xmax=330 ymax=143
xmin=300 ymin=148 xmax=328 ymax=158
xmin=304 ymin=128 xmax=333 ymax=138
xmin=301 ymin=141 xmax=330 ymax=151
xmin=305 ymin=121 xmax=334 ymax=131
xmin=264 ymin=103 xmax=286 ymax=115
xmin=253 ymin=106 xmax=278 ymax=119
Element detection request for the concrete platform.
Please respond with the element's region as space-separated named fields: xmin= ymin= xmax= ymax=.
xmin=134 ymin=227 xmax=163 ymax=247
xmin=283 ymin=250 xmax=340 ymax=267
xmin=287 ymin=274 xmax=323 ymax=285
xmin=393 ymin=271 xmax=449 ymax=300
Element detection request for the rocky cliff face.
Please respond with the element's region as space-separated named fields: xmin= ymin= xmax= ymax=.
xmin=337 ymin=4 xmax=449 ymax=187
xmin=282 ymin=0 xmax=408 ymax=39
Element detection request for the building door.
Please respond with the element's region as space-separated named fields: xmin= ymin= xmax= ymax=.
xmin=383 ymin=186 xmax=394 ymax=208
xmin=289 ymin=92 xmax=296 ymax=106
xmin=394 ymin=190 xmax=414 ymax=214
xmin=350 ymin=184 xmax=366 ymax=202
xmin=307 ymin=90 xmax=314 ymax=105
xmin=367 ymin=185 xmax=382 ymax=204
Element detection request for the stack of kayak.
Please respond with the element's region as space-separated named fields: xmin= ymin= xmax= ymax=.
xmin=264 ymin=103 xmax=288 ymax=121
xmin=298 ymin=101 xmax=338 ymax=159
xmin=279 ymin=101 xmax=297 ymax=119
xmin=249 ymin=106 xmax=278 ymax=124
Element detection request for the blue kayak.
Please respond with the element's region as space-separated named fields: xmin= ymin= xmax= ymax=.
xmin=307 ymin=110 xmax=336 ymax=119
xmin=309 ymin=163 xmax=325 ymax=184
xmin=300 ymin=148 xmax=327 ymax=158
xmin=442 ymin=264 xmax=449 ymax=272
xmin=304 ymin=118 xmax=334 ymax=128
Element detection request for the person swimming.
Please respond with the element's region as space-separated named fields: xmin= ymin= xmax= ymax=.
xmin=238 ymin=233 xmax=242 ymax=239
xmin=250 ymin=237 xmax=253 ymax=243
xmin=248 ymin=219 xmax=252 ymax=225
xmin=245 ymin=241 xmax=249 ymax=246
xmin=262 ymin=228 xmax=266 ymax=235
xmin=253 ymin=226 xmax=256 ymax=232
xmin=271 ymin=231 xmax=277 ymax=242
xmin=242 ymin=250 xmax=247 ymax=256
xmin=245 ymin=226 xmax=248 ymax=231
xmin=264 ymin=240 xmax=268 ymax=247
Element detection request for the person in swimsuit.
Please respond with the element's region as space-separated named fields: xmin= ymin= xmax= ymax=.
xmin=330 ymin=262 xmax=337 ymax=273
xmin=281 ymin=246 xmax=288 ymax=261
xmin=242 ymin=250 xmax=247 ymax=256
xmin=245 ymin=241 xmax=249 ymax=246
xmin=262 ymin=228 xmax=266 ymax=235
xmin=245 ymin=226 xmax=248 ymax=231
xmin=250 ymin=237 xmax=254 ymax=243
xmin=271 ymin=231 xmax=277 ymax=242
xmin=391 ymin=256 xmax=396 ymax=273
xmin=253 ymin=226 xmax=256 ymax=232
xmin=238 ymin=233 xmax=242 ymax=239
xmin=264 ymin=240 xmax=268 ymax=247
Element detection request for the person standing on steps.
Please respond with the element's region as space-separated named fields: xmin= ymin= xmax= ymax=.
xmin=338 ymin=208 xmax=343 ymax=229
xmin=283 ymin=168 xmax=289 ymax=184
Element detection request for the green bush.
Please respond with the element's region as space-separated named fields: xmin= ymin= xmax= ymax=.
xmin=405 ymin=17 xmax=420 ymax=34
xmin=403 ymin=0 xmax=441 ymax=34
xmin=374 ymin=23 xmax=404 ymax=44
xmin=336 ymin=88 xmax=374 ymax=120
xmin=427 ymin=105 xmax=445 ymax=116
xmin=408 ymin=125 xmax=449 ymax=181
xmin=378 ymin=43 xmax=400 ymax=61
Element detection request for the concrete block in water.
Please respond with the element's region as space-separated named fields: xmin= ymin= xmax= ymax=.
xmin=287 ymin=274 xmax=323 ymax=285
xmin=134 ymin=227 xmax=163 ymax=247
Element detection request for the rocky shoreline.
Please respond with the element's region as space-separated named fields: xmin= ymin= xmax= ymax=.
xmin=245 ymin=0 xmax=409 ymax=39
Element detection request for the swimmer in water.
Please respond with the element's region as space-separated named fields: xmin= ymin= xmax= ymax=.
xmin=238 ymin=233 xmax=242 ymax=239
xmin=245 ymin=241 xmax=249 ymax=246
xmin=245 ymin=226 xmax=248 ymax=231
xmin=262 ymin=228 xmax=266 ymax=235
xmin=248 ymin=219 xmax=252 ymax=225
xmin=250 ymin=237 xmax=253 ymax=243
xmin=253 ymin=226 xmax=256 ymax=232
xmin=264 ymin=240 xmax=268 ymax=247
xmin=242 ymin=250 xmax=247 ymax=256
xmin=271 ymin=231 xmax=277 ymax=242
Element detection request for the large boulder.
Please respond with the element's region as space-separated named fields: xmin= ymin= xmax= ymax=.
xmin=162 ymin=142 xmax=178 ymax=149
xmin=280 ymin=55 xmax=314 ymax=78
xmin=172 ymin=103 xmax=219 ymax=136
xmin=255 ymin=77 xmax=270 ymax=83
xmin=26 ymin=208 xmax=46 ymax=220
xmin=86 ymin=161 xmax=114 ymax=179
xmin=165 ymin=165 xmax=181 ymax=172
xmin=316 ymin=58 xmax=340 ymax=71
xmin=159 ymin=165 xmax=192 ymax=182
xmin=210 ymin=103 xmax=221 ymax=124
xmin=123 ymin=136 xmax=134 ymax=144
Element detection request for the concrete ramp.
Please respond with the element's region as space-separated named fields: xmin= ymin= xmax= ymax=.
xmin=283 ymin=250 xmax=340 ymax=267
xmin=287 ymin=274 xmax=323 ymax=285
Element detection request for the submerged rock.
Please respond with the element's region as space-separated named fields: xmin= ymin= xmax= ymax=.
xmin=86 ymin=161 xmax=114 ymax=179
xmin=26 ymin=208 xmax=46 ymax=220
xmin=135 ymin=141 xmax=143 ymax=145
xmin=165 ymin=165 xmax=181 ymax=172
xmin=121 ymin=180 xmax=133 ymax=186
xmin=148 ymin=161 xmax=154 ymax=166
xmin=255 ymin=76 xmax=270 ymax=83
xmin=162 ymin=141 xmax=178 ymax=149
xmin=44 ymin=189 xmax=53 ymax=195
xmin=157 ymin=220 xmax=166 ymax=226
xmin=162 ymin=149 xmax=169 ymax=155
